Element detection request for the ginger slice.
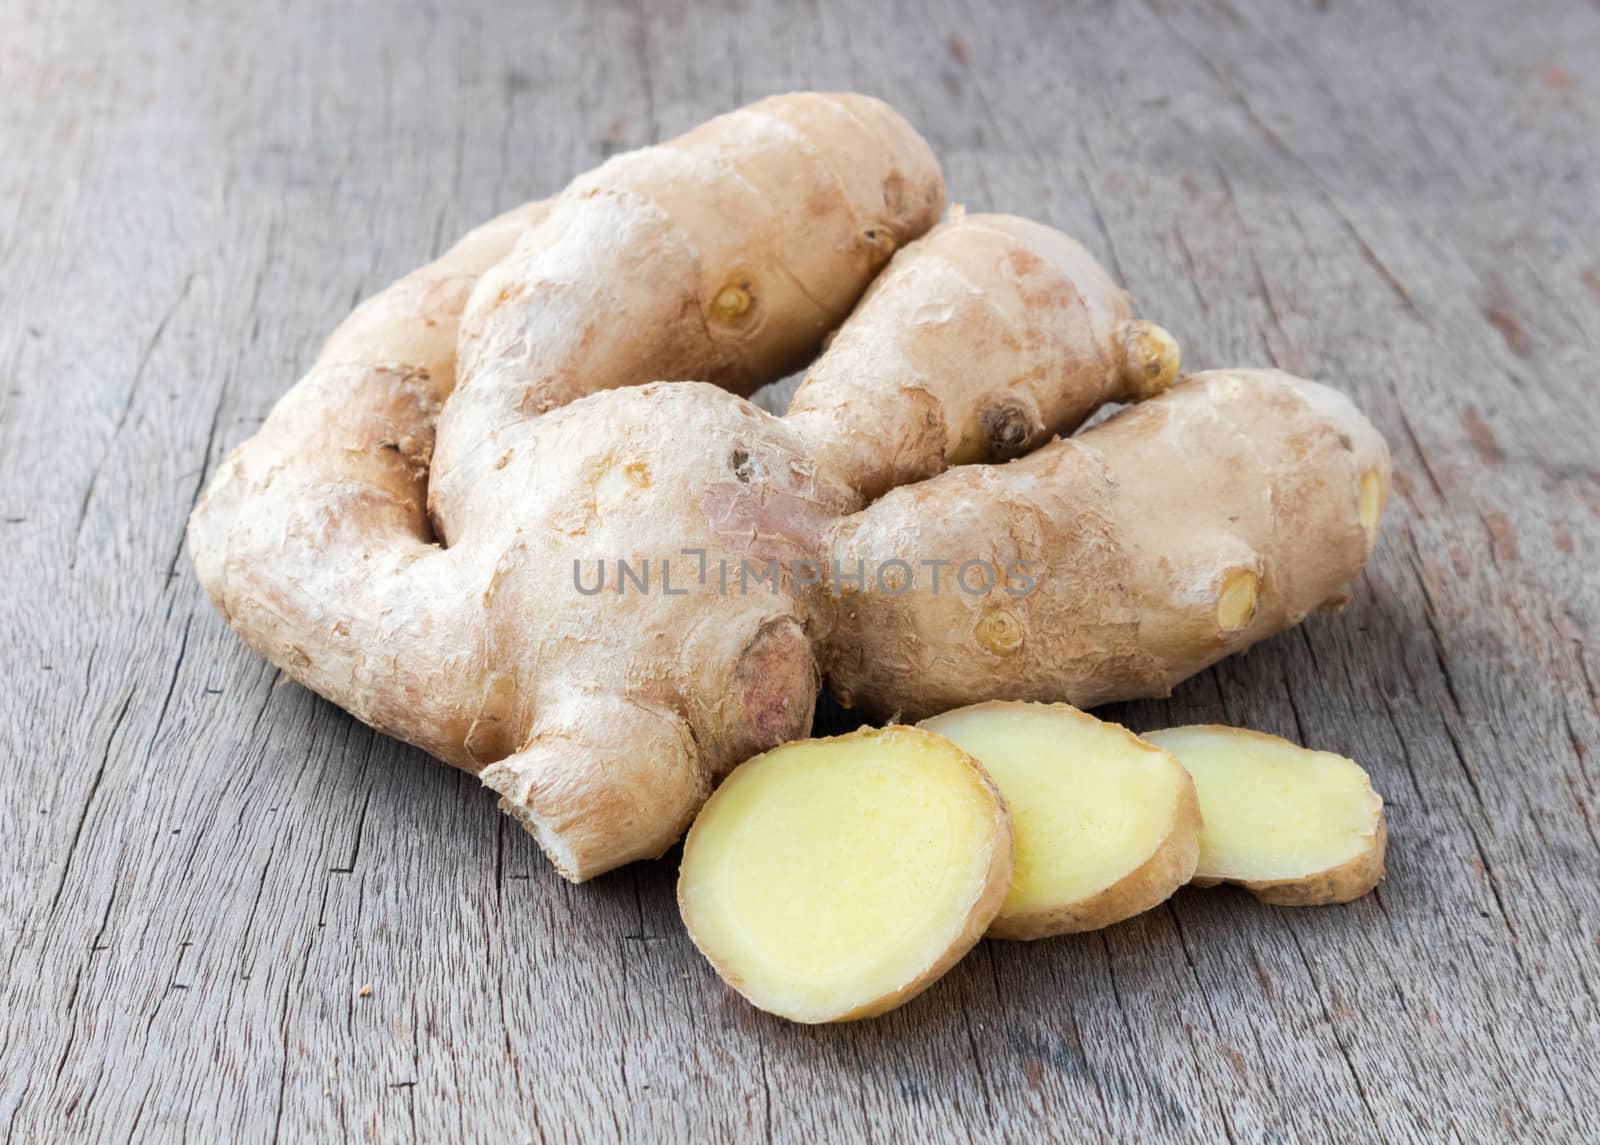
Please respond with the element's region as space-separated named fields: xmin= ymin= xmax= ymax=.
xmin=921 ymin=701 xmax=1200 ymax=938
xmin=677 ymin=726 xmax=1012 ymax=1023
xmin=1145 ymin=725 xmax=1386 ymax=905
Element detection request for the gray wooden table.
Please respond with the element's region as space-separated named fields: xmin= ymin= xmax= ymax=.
xmin=4 ymin=0 xmax=1597 ymax=1140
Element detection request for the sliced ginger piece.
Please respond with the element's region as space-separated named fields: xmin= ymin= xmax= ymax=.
xmin=921 ymin=701 xmax=1200 ymax=939
xmin=1145 ymin=725 xmax=1386 ymax=906
xmin=678 ymin=726 xmax=1012 ymax=1023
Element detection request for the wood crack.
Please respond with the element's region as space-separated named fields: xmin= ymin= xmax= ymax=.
xmin=1284 ymin=926 xmax=1383 ymax=1138
xmin=71 ymin=272 xmax=197 ymax=571
xmin=48 ymin=689 xmax=136 ymax=914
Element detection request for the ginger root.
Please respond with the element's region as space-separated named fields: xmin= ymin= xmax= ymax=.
xmin=191 ymin=91 xmax=1392 ymax=886
xmin=786 ymin=213 xmax=1180 ymax=501
xmin=824 ymin=369 xmax=1392 ymax=721
xmin=921 ymin=701 xmax=1200 ymax=938
xmin=429 ymin=93 xmax=946 ymax=541
xmin=678 ymin=726 xmax=1013 ymax=1023
xmin=1146 ymin=725 xmax=1387 ymax=905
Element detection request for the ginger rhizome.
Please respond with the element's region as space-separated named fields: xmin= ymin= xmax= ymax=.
xmin=824 ymin=369 xmax=1391 ymax=721
xmin=1146 ymin=726 xmax=1387 ymax=905
xmin=922 ymin=702 xmax=1200 ymax=938
xmin=190 ymin=92 xmax=1390 ymax=883
xmin=786 ymin=213 xmax=1180 ymax=500
xmin=678 ymin=726 xmax=1013 ymax=1023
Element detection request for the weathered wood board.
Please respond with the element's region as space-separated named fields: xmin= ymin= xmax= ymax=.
xmin=2 ymin=0 xmax=1596 ymax=1139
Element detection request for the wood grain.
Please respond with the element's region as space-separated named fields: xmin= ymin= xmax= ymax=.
xmin=2 ymin=0 xmax=1597 ymax=1140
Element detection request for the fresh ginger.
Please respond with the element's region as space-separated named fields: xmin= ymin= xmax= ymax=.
xmin=1145 ymin=726 xmax=1387 ymax=905
xmin=824 ymin=369 xmax=1392 ymax=721
xmin=786 ymin=212 xmax=1180 ymax=500
xmin=678 ymin=726 xmax=1013 ymax=1023
xmin=191 ymin=91 xmax=1391 ymax=885
xmin=921 ymin=702 xmax=1199 ymax=938
xmin=427 ymin=93 xmax=946 ymax=540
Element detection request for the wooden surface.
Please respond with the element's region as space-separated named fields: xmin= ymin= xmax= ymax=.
xmin=3 ymin=0 xmax=1598 ymax=1140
